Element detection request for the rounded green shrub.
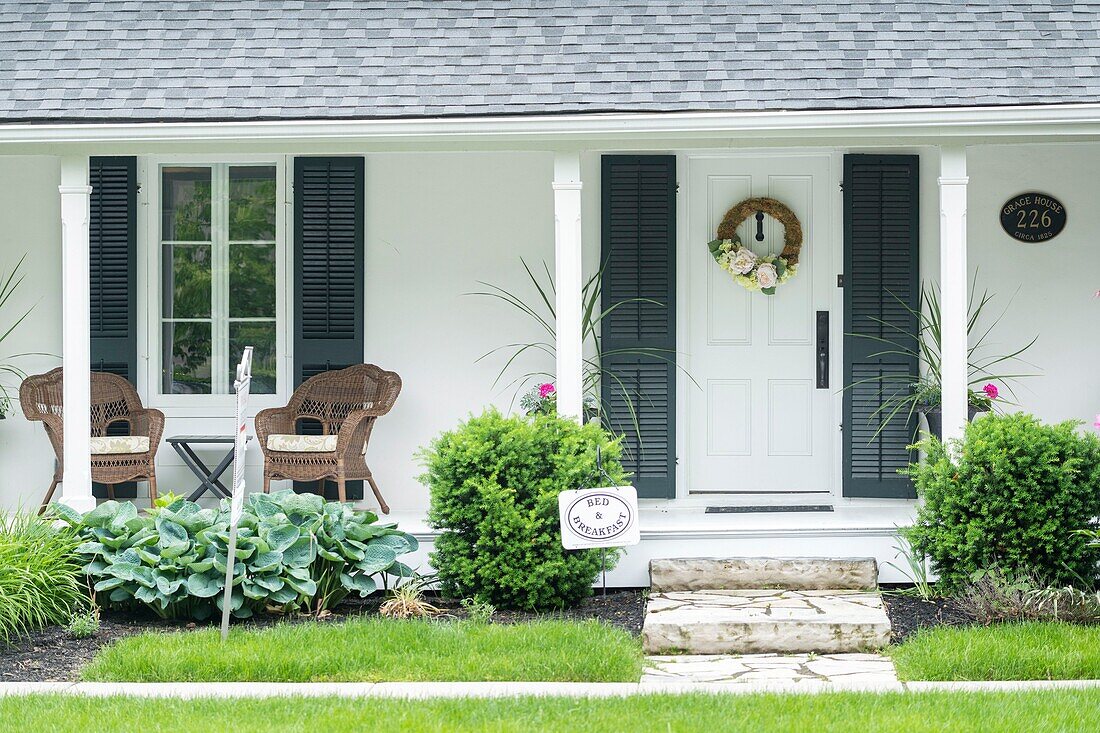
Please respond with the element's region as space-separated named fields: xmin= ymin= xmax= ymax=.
xmin=421 ymin=409 xmax=626 ymax=611
xmin=907 ymin=413 xmax=1100 ymax=589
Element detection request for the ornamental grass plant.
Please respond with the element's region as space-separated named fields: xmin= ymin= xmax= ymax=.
xmin=847 ymin=277 xmax=1037 ymax=441
xmin=0 ymin=510 xmax=87 ymax=642
xmin=470 ymin=258 xmax=691 ymax=433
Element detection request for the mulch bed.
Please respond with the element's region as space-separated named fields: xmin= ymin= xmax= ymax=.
xmin=452 ymin=589 xmax=646 ymax=635
xmin=9 ymin=588 xmax=980 ymax=680
xmin=0 ymin=589 xmax=647 ymax=683
xmin=883 ymin=592 xmax=974 ymax=643
xmin=1 ymin=616 xmax=165 ymax=683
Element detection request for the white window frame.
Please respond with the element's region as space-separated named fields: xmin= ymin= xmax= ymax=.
xmin=140 ymin=155 xmax=290 ymax=415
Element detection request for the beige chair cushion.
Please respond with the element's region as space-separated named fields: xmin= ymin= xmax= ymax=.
xmin=266 ymin=434 xmax=338 ymax=452
xmin=90 ymin=436 xmax=150 ymax=454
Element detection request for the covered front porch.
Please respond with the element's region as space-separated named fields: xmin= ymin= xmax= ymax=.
xmin=2 ymin=106 xmax=1098 ymax=584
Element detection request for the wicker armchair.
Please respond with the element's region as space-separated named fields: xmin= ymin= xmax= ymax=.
xmin=255 ymin=364 xmax=401 ymax=512
xmin=20 ymin=368 xmax=164 ymax=513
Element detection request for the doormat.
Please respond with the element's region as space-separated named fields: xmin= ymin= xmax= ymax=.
xmin=705 ymin=505 xmax=834 ymax=514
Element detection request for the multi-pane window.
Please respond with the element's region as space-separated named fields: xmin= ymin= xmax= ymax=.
xmin=160 ymin=164 xmax=277 ymax=395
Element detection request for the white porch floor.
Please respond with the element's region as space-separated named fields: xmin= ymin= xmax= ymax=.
xmin=384 ymin=504 xmax=917 ymax=587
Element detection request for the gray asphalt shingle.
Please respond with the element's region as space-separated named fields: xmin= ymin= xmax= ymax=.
xmin=1 ymin=0 xmax=1099 ymax=123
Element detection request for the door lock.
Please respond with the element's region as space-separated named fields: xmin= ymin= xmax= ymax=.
xmin=816 ymin=311 xmax=829 ymax=389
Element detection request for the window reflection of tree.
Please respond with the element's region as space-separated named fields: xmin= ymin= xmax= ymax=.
xmin=163 ymin=170 xmax=280 ymax=394
xmin=164 ymin=173 xmax=213 ymax=393
xmin=228 ymin=172 xmax=277 ymax=394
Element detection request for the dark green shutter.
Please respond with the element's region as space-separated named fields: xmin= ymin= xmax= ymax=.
xmin=90 ymin=156 xmax=137 ymax=380
xmin=600 ymin=155 xmax=676 ymax=499
xmin=89 ymin=156 xmax=138 ymax=498
xmin=292 ymin=157 xmax=365 ymax=500
xmin=842 ymin=154 xmax=920 ymax=499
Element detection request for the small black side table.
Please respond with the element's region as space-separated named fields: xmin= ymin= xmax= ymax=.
xmin=167 ymin=434 xmax=253 ymax=502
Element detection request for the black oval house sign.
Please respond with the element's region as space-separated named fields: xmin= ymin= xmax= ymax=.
xmin=1000 ymin=192 xmax=1066 ymax=243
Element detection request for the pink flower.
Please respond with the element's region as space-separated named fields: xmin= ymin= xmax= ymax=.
xmin=982 ymin=383 xmax=999 ymax=400
xmin=1094 ymin=414 xmax=1100 ymax=431
xmin=538 ymin=383 xmax=556 ymax=399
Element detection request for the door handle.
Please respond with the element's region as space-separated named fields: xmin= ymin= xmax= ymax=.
xmin=816 ymin=311 xmax=829 ymax=389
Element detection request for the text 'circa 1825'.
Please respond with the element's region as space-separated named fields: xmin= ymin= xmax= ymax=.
xmin=1000 ymin=192 xmax=1066 ymax=243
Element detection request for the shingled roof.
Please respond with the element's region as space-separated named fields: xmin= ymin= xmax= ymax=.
xmin=3 ymin=0 xmax=1100 ymax=123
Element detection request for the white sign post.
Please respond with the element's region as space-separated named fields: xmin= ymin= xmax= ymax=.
xmin=558 ymin=484 xmax=640 ymax=594
xmin=220 ymin=346 xmax=253 ymax=642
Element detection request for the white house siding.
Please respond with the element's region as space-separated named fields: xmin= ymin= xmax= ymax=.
xmin=909 ymin=143 xmax=1098 ymax=431
xmin=961 ymin=144 xmax=1099 ymax=427
xmin=360 ymin=152 xmax=556 ymax=511
xmin=0 ymin=143 xmax=1097 ymax=518
xmin=0 ymin=156 xmax=63 ymax=510
xmin=0 ymin=152 xmax=557 ymax=511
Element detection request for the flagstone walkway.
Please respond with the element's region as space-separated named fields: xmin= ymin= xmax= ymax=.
xmin=643 ymin=652 xmax=899 ymax=686
xmin=640 ymin=557 xmax=896 ymax=684
xmin=642 ymin=589 xmax=893 ymax=655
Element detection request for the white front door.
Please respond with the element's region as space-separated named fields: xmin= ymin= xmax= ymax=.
xmin=686 ymin=154 xmax=837 ymax=496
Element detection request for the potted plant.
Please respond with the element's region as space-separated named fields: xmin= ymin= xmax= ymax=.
xmin=912 ymin=380 xmax=1000 ymax=439
xmin=520 ymin=381 xmax=600 ymax=423
xmin=472 ymin=257 xmax=694 ymax=439
xmin=849 ymin=277 xmax=1037 ymax=441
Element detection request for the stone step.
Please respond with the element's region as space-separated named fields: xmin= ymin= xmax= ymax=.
xmin=642 ymin=652 xmax=899 ymax=686
xmin=641 ymin=589 xmax=892 ymax=655
xmin=649 ymin=557 xmax=878 ymax=592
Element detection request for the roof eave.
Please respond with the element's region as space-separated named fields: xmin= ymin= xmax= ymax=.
xmin=4 ymin=103 xmax=1100 ymax=147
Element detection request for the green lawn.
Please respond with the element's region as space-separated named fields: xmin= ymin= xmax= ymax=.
xmin=892 ymin=622 xmax=1100 ymax=681
xmin=82 ymin=618 xmax=642 ymax=683
xmin=4 ymin=691 xmax=1100 ymax=732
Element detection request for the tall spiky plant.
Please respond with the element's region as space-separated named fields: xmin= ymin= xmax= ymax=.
xmin=847 ymin=275 xmax=1038 ymax=440
xmin=0 ymin=254 xmax=40 ymax=417
xmin=471 ymin=258 xmax=691 ymax=436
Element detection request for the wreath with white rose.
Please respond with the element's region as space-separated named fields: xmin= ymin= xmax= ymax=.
xmin=706 ymin=197 xmax=803 ymax=295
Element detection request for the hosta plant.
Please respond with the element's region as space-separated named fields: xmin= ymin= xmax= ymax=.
xmin=50 ymin=491 xmax=416 ymax=620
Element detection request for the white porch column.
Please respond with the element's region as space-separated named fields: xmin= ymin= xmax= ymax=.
xmin=938 ymin=147 xmax=969 ymax=447
xmin=552 ymin=152 xmax=584 ymax=421
xmin=59 ymin=156 xmax=95 ymax=511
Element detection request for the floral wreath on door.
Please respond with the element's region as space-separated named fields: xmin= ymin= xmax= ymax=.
xmin=707 ymin=197 xmax=803 ymax=295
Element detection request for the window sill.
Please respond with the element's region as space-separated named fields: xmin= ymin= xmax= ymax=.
xmin=149 ymin=394 xmax=287 ymax=419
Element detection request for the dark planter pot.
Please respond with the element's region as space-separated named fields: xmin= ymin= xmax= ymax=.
xmin=919 ymin=405 xmax=987 ymax=440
